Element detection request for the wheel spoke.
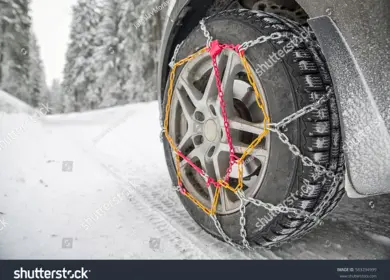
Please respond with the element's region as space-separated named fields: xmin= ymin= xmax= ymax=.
xmin=200 ymin=149 xmax=216 ymax=180
xmin=179 ymin=144 xmax=217 ymax=208
xmin=176 ymin=88 xmax=195 ymax=122
xmin=219 ymin=142 xmax=267 ymax=162
xmin=178 ymin=75 xmax=202 ymax=106
xmin=201 ymin=153 xmax=218 ymax=206
xmin=222 ymin=51 xmax=242 ymax=98
xmin=206 ymin=185 xmax=216 ymax=208
xmin=219 ymin=187 xmax=235 ymax=213
xmin=180 ymin=145 xmax=203 ymax=168
xmin=212 ymin=153 xmax=233 ymax=212
xmin=203 ymin=55 xmax=225 ymax=102
xmin=177 ymin=131 xmax=193 ymax=150
xmin=214 ymin=51 xmax=242 ymax=120
xmin=229 ymin=116 xmax=265 ymax=135
xmin=212 ymin=149 xmax=228 ymax=180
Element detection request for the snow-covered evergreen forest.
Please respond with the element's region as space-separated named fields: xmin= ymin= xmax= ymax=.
xmin=0 ymin=0 xmax=48 ymax=108
xmin=0 ymin=0 xmax=166 ymax=113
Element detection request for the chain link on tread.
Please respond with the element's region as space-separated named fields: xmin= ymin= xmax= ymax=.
xmin=236 ymin=190 xmax=252 ymax=250
xmin=269 ymin=89 xmax=332 ymax=130
xmin=167 ymin=13 xmax=344 ymax=250
xmin=210 ymin=214 xmax=245 ymax=249
xmin=200 ymin=20 xmax=213 ymax=47
xmin=240 ymin=33 xmax=283 ymax=51
xmin=169 ymin=42 xmax=183 ymax=69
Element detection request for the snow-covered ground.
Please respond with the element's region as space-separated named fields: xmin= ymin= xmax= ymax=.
xmin=0 ymin=91 xmax=389 ymax=259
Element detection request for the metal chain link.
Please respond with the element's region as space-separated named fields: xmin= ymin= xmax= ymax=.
xmin=200 ymin=19 xmax=213 ymax=47
xmin=210 ymin=214 xmax=245 ymax=250
xmin=242 ymin=195 xmax=310 ymax=217
xmin=236 ymin=190 xmax=252 ymax=249
xmin=239 ymin=32 xmax=282 ymax=51
xmin=164 ymin=41 xmax=184 ymax=141
xmin=200 ymin=18 xmax=282 ymax=51
xmin=170 ymin=22 xmax=346 ymax=250
xmin=269 ymin=88 xmax=332 ymax=130
xmin=169 ymin=42 xmax=184 ymax=69
xmin=307 ymin=173 xmax=343 ymax=221
xmin=269 ymin=127 xmax=336 ymax=177
xmin=211 ymin=53 xmax=237 ymax=181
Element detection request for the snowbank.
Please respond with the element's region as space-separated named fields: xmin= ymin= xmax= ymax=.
xmin=0 ymin=90 xmax=34 ymax=115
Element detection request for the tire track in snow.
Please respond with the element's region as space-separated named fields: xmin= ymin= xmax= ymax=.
xmin=82 ymin=147 xmax=242 ymax=259
xmin=132 ymin=184 xmax=251 ymax=259
xmin=83 ymin=147 xmax=281 ymax=260
xmin=134 ymin=181 xmax=280 ymax=260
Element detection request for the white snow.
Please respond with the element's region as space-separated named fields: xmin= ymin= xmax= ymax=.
xmin=0 ymin=90 xmax=35 ymax=115
xmin=0 ymin=91 xmax=389 ymax=259
xmin=365 ymin=232 xmax=390 ymax=248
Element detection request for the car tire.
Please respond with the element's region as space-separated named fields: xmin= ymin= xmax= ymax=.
xmin=162 ymin=9 xmax=344 ymax=247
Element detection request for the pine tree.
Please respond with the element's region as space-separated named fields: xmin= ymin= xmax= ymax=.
xmin=60 ymin=0 xmax=168 ymax=111
xmin=29 ymin=32 xmax=48 ymax=107
xmin=94 ymin=0 xmax=163 ymax=106
xmin=62 ymin=0 xmax=101 ymax=112
xmin=49 ymin=79 xmax=63 ymax=113
xmin=121 ymin=0 xmax=164 ymax=103
xmin=92 ymin=0 xmax=124 ymax=108
xmin=118 ymin=0 xmax=149 ymax=103
xmin=0 ymin=0 xmax=31 ymax=103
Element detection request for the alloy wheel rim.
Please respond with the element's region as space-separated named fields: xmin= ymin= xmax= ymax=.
xmin=169 ymin=49 xmax=270 ymax=214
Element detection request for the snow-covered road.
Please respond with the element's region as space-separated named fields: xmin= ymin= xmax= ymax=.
xmin=0 ymin=100 xmax=389 ymax=259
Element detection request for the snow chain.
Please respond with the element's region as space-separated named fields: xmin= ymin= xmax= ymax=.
xmin=164 ymin=18 xmax=344 ymax=250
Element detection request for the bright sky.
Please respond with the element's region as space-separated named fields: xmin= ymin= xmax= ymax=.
xmin=31 ymin=0 xmax=78 ymax=87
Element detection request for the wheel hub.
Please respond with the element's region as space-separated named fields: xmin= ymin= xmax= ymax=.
xmin=204 ymin=119 xmax=218 ymax=142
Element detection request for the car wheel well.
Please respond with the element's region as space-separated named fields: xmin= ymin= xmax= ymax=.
xmin=238 ymin=0 xmax=309 ymax=23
